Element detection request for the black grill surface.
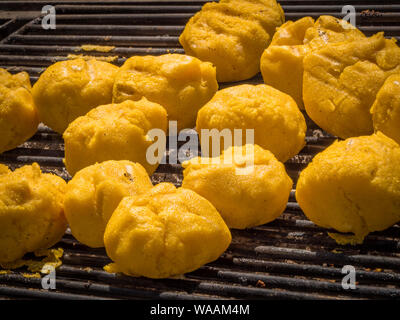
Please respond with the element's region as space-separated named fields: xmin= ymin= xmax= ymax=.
xmin=0 ymin=0 xmax=399 ymax=300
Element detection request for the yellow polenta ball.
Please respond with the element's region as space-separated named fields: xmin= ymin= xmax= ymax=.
xmin=112 ymin=54 xmax=217 ymax=131
xmin=0 ymin=163 xmax=67 ymax=263
xmin=182 ymin=144 xmax=292 ymax=229
xmin=64 ymin=160 xmax=153 ymax=248
xmin=32 ymin=58 xmax=118 ymax=134
xmin=260 ymin=16 xmax=364 ymax=109
xmin=0 ymin=164 xmax=9 ymax=175
xmin=0 ymin=69 xmax=39 ymax=153
xmin=179 ymin=0 xmax=284 ymax=82
xmin=371 ymin=74 xmax=400 ymax=144
xmin=104 ymin=183 xmax=231 ymax=278
xmin=303 ymin=33 xmax=400 ymax=139
xmin=196 ymin=84 xmax=306 ymax=162
xmin=63 ymin=98 xmax=167 ymax=176
xmin=296 ymin=133 xmax=400 ymax=245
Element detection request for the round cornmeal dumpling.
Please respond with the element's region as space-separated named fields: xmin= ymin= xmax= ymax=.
xmin=179 ymin=0 xmax=284 ymax=82
xmin=296 ymin=133 xmax=400 ymax=245
xmin=0 ymin=69 xmax=39 ymax=153
xmin=63 ymin=98 xmax=168 ymax=176
xmin=371 ymin=74 xmax=400 ymax=145
xmin=32 ymin=58 xmax=119 ymax=134
xmin=303 ymin=33 xmax=400 ymax=139
xmin=112 ymin=54 xmax=218 ymax=131
xmin=0 ymin=164 xmax=9 ymax=175
xmin=0 ymin=163 xmax=67 ymax=263
xmin=260 ymin=16 xmax=365 ymax=109
xmin=104 ymin=183 xmax=231 ymax=278
xmin=196 ymin=84 xmax=306 ymax=162
xmin=182 ymin=144 xmax=293 ymax=229
xmin=64 ymin=160 xmax=153 ymax=248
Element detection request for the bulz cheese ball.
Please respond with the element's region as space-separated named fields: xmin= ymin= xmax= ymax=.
xmin=104 ymin=183 xmax=231 ymax=278
xmin=0 ymin=69 xmax=39 ymax=153
xmin=64 ymin=161 xmax=153 ymax=248
xmin=196 ymin=84 xmax=306 ymax=162
xmin=260 ymin=15 xmax=365 ymax=109
xmin=0 ymin=164 xmax=8 ymax=175
xmin=179 ymin=0 xmax=284 ymax=82
xmin=63 ymin=98 xmax=168 ymax=176
xmin=303 ymin=33 xmax=400 ymax=139
xmin=371 ymin=73 xmax=400 ymax=145
xmin=296 ymin=133 xmax=400 ymax=245
xmin=182 ymin=144 xmax=293 ymax=229
xmin=32 ymin=58 xmax=119 ymax=134
xmin=0 ymin=163 xmax=67 ymax=263
xmin=113 ymin=54 xmax=218 ymax=131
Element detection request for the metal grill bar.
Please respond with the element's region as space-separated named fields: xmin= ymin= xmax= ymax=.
xmin=215 ymin=270 xmax=400 ymax=298
xmin=8 ymin=34 xmax=180 ymax=46
xmin=21 ymin=24 xmax=400 ymax=35
xmin=9 ymin=13 xmax=398 ymax=24
xmin=0 ymin=285 xmax=111 ymax=300
xmin=0 ymin=0 xmax=397 ymax=6
xmin=26 ymin=24 xmax=185 ymax=35
xmin=49 ymin=4 xmax=400 ymax=14
xmin=254 ymin=247 xmax=400 ymax=270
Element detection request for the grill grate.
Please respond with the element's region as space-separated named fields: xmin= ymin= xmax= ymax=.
xmin=0 ymin=0 xmax=399 ymax=300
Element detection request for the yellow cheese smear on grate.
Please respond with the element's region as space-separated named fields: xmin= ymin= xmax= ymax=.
xmin=67 ymin=54 xmax=118 ymax=62
xmin=80 ymin=44 xmax=115 ymax=52
xmin=0 ymin=248 xmax=64 ymax=278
